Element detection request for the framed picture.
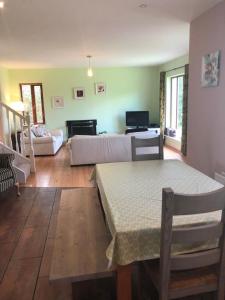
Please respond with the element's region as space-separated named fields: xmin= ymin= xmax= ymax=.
xmin=95 ymin=82 xmax=106 ymax=96
xmin=52 ymin=96 xmax=64 ymax=109
xmin=74 ymin=87 xmax=85 ymax=99
xmin=201 ymin=50 xmax=221 ymax=87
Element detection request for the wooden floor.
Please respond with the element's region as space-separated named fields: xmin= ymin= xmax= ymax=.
xmin=0 ymin=187 xmax=73 ymax=300
xmin=25 ymin=145 xmax=184 ymax=188
xmin=26 ymin=146 xmax=94 ymax=188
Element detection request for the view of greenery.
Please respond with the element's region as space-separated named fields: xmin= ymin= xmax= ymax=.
xmin=20 ymin=84 xmax=44 ymax=124
xmin=34 ymin=86 xmax=43 ymax=123
xmin=166 ymin=75 xmax=184 ymax=139
xmin=177 ymin=76 xmax=183 ymax=129
xmin=21 ymin=84 xmax=34 ymax=123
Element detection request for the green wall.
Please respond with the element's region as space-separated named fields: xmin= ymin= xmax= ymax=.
xmin=8 ymin=67 xmax=160 ymax=137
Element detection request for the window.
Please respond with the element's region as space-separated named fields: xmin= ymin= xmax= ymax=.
xmin=165 ymin=75 xmax=184 ymax=139
xmin=20 ymin=83 xmax=45 ymax=124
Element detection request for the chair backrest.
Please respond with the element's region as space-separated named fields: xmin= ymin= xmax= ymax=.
xmin=160 ymin=187 xmax=225 ymax=299
xmin=131 ymin=135 xmax=163 ymax=161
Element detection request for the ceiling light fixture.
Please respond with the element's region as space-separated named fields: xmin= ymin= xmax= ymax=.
xmin=87 ymin=55 xmax=93 ymax=77
xmin=0 ymin=1 xmax=4 ymax=9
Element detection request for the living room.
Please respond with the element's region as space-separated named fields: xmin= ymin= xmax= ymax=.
xmin=0 ymin=0 xmax=225 ymax=299
xmin=1 ymin=56 xmax=188 ymax=186
xmin=2 ymin=57 xmax=188 ymax=138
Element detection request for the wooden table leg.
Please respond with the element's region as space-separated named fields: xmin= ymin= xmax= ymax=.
xmin=117 ymin=264 xmax=132 ymax=300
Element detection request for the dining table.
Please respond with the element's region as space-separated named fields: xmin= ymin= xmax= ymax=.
xmin=94 ymin=159 xmax=223 ymax=300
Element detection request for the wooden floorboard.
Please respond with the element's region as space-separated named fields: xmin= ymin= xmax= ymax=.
xmin=39 ymin=238 xmax=54 ymax=278
xmin=47 ymin=213 xmax=58 ymax=239
xmin=0 ymin=217 xmax=26 ymax=243
xmin=49 ymin=188 xmax=115 ymax=283
xmin=34 ymin=276 xmax=73 ymax=300
xmin=0 ymin=257 xmax=41 ymax=300
xmin=13 ymin=226 xmax=48 ymax=259
xmin=25 ymin=192 xmax=55 ymax=228
xmin=25 ymin=147 xmax=94 ymax=188
xmin=0 ymin=187 xmax=57 ymax=300
xmin=0 ymin=197 xmax=34 ymax=223
xmin=0 ymin=243 xmax=16 ymax=282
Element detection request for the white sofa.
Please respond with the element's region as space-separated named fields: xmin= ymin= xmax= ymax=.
xmin=25 ymin=129 xmax=63 ymax=156
xmin=69 ymin=132 xmax=158 ymax=165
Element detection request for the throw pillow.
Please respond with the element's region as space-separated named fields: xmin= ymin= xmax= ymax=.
xmin=31 ymin=125 xmax=49 ymax=137
xmin=24 ymin=129 xmax=36 ymax=139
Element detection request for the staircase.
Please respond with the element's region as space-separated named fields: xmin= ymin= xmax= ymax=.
xmin=0 ymin=101 xmax=36 ymax=184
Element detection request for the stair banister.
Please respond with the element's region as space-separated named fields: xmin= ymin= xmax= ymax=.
xmin=19 ymin=118 xmax=25 ymax=156
xmin=25 ymin=112 xmax=36 ymax=172
xmin=6 ymin=109 xmax=12 ymax=148
xmin=0 ymin=101 xmax=36 ymax=173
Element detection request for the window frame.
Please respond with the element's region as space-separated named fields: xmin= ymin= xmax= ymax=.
xmin=20 ymin=83 xmax=46 ymax=125
xmin=168 ymin=74 xmax=184 ymax=130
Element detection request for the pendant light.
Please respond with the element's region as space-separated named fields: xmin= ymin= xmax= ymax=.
xmin=87 ymin=55 xmax=93 ymax=77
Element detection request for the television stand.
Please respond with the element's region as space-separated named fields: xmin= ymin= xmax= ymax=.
xmin=125 ymin=127 xmax=148 ymax=134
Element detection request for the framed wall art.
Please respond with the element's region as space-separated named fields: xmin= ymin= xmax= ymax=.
xmin=95 ymin=82 xmax=106 ymax=96
xmin=74 ymin=87 xmax=85 ymax=99
xmin=52 ymin=96 xmax=64 ymax=109
xmin=201 ymin=50 xmax=221 ymax=87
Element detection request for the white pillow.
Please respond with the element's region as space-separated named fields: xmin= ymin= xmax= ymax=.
xmin=31 ymin=125 xmax=50 ymax=137
xmin=23 ymin=129 xmax=36 ymax=139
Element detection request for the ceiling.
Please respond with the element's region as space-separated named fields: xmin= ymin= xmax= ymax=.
xmin=0 ymin=0 xmax=222 ymax=68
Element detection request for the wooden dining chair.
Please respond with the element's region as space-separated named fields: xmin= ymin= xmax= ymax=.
xmin=131 ymin=134 xmax=163 ymax=161
xmin=142 ymin=187 xmax=225 ymax=300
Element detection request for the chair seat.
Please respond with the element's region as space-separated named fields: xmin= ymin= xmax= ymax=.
xmin=0 ymin=168 xmax=14 ymax=181
xmin=143 ymin=259 xmax=218 ymax=299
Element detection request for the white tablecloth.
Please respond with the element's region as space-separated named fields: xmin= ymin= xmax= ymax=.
xmin=95 ymin=160 xmax=223 ymax=265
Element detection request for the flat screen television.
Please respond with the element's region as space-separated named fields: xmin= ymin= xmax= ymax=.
xmin=126 ymin=111 xmax=149 ymax=127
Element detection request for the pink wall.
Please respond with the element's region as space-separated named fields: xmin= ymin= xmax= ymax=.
xmin=187 ymin=2 xmax=225 ymax=177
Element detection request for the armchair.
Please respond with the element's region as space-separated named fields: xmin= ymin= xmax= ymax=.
xmin=0 ymin=153 xmax=20 ymax=196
